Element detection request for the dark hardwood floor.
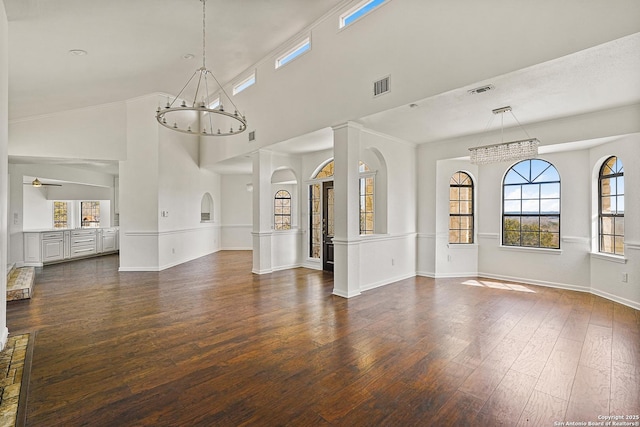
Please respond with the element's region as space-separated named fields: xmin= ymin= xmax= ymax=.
xmin=7 ymin=251 xmax=640 ymax=426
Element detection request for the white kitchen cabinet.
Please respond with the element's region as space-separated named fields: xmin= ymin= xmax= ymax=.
xmin=70 ymin=229 xmax=97 ymax=258
xmin=23 ymin=232 xmax=42 ymax=266
xmin=42 ymin=231 xmax=64 ymax=263
xmin=102 ymin=228 xmax=118 ymax=252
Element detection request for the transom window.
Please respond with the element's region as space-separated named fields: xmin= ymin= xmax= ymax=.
xmin=233 ymin=72 xmax=256 ymax=95
xmin=503 ymin=159 xmax=560 ymax=249
xmin=275 ymin=37 xmax=311 ymax=69
xmin=340 ymin=0 xmax=387 ymax=28
xmin=449 ymin=172 xmax=474 ymax=244
xmin=53 ymin=201 xmax=68 ymax=229
xmin=274 ymin=190 xmax=292 ymax=230
xmin=599 ymin=156 xmax=624 ymax=255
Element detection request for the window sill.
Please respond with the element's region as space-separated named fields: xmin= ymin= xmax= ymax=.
xmin=590 ymin=252 xmax=627 ymax=264
xmin=499 ymin=245 xmax=562 ymax=255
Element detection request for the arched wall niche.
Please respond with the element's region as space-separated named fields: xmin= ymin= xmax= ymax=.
xmin=201 ymin=192 xmax=214 ymax=222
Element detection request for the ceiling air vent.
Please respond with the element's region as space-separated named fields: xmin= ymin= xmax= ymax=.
xmin=468 ymin=84 xmax=495 ymax=95
xmin=373 ymin=76 xmax=390 ymax=97
xmin=248 ymin=131 xmax=256 ymax=142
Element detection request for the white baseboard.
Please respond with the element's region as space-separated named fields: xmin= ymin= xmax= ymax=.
xmin=591 ymin=288 xmax=640 ymax=310
xmin=416 ymin=270 xmax=435 ymax=278
xmin=360 ymin=272 xmax=417 ymax=292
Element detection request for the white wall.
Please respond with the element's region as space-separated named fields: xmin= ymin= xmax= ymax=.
xmin=589 ymin=136 xmax=640 ymax=308
xmin=118 ymin=95 xmax=160 ymax=270
xmin=1 ymin=1 xmax=9 ymax=350
xmin=9 ymin=102 xmax=126 ymax=161
xmin=200 ymin=0 xmax=640 ymax=166
xmin=157 ymin=122 xmax=222 ymax=270
xmin=434 ymin=159 xmax=479 ymax=277
xmin=220 ymin=174 xmax=253 ymax=250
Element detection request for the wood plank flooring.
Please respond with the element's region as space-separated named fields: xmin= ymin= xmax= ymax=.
xmin=7 ymin=251 xmax=640 ymax=426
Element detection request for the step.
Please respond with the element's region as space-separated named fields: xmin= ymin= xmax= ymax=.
xmin=7 ymin=267 xmax=35 ymax=301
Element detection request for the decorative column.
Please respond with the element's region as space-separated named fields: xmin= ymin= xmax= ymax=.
xmin=251 ymin=149 xmax=273 ymax=274
xmin=332 ymin=122 xmax=362 ymax=298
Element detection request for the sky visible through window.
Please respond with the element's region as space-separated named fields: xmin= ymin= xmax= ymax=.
xmin=277 ymin=39 xmax=310 ymax=68
xmin=342 ymin=0 xmax=386 ymax=27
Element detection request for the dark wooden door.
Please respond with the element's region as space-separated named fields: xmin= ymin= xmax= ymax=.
xmin=322 ymin=181 xmax=334 ymax=272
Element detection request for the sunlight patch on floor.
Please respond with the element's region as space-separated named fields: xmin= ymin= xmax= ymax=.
xmin=461 ymin=279 xmax=536 ymax=293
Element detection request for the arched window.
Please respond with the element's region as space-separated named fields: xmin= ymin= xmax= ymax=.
xmin=274 ymin=190 xmax=292 ymax=230
xmin=200 ymin=192 xmax=213 ymax=222
xmin=503 ymin=159 xmax=560 ymax=249
xmin=449 ymin=171 xmax=474 ymax=244
xmin=599 ymin=156 xmax=624 ymax=255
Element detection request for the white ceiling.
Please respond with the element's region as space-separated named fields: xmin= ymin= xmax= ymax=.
xmin=4 ymin=0 xmax=347 ymax=119
xmin=4 ymin=0 xmax=640 ymax=175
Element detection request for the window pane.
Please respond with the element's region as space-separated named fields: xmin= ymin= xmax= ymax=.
xmin=522 ymin=232 xmax=539 ymax=247
xmin=449 ymin=230 xmax=460 ymax=243
xmin=449 ymin=216 xmax=460 ymax=229
xmin=601 ymin=235 xmax=614 ymax=254
xmin=540 ymin=216 xmax=560 ymax=233
xmin=521 ymin=216 xmax=539 ymax=231
xmin=540 ymin=199 xmax=559 ymax=214
xmin=522 ymin=199 xmax=540 ymax=214
xmin=521 ymin=184 xmax=539 ymax=199
xmin=601 ymin=217 xmax=613 ymax=234
xmin=617 ymin=196 xmax=624 ymax=214
xmin=541 ymin=232 xmax=559 ymax=249
xmin=614 ymin=237 xmax=625 ymax=255
xmin=504 ymin=217 xmax=520 ymax=231
xmin=503 ymin=229 xmax=521 ymax=245
xmin=614 ymin=217 xmax=624 ymax=236
xmin=450 ymin=187 xmax=459 ymax=201
xmin=540 ymin=183 xmax=560 ymax=199
xmin=617 ymin=176 xmax=624 ymax=194
xmin=504 ymin=186 xmax=521 ymax=200
xmin=459 ymin=187 xmax=472 ymax=201
xmin=504 ymin=170 xmax=527 ymax=185
xmin=449 ymin=201 xmax=459 ymax=214
xmin=600 ymin=178 xmax=614 ymax=196
xmin=601 ymin=196 xmax=615 ymax=214
xmin=459 ymin=201 xmax=472 ymax=214
xmin=504 ymin=200 xmax=521 ymax=214
xmin=459 ymin=216 xmax=471 ymax=230
xmin=461 ymin=229 xmax=472 ymax=244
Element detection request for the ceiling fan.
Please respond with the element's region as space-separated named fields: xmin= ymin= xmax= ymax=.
xmin=24 ymin=178 xmax=62 ymax=187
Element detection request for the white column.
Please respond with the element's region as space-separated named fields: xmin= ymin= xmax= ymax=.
xmin=332 ymin=122 xmax=362 ymax=298
xmin=251 ymin=150 xmax=273 ymax=274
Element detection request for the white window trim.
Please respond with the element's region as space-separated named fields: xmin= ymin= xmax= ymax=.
xmin=275 ymin=36 xmax=311 ymax=69
xmin=339 ymin=0 xmax=388 ymax=29
xmin=233 ymin=72 xmax=256 ymax=96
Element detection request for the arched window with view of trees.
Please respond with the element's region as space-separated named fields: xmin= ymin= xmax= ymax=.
xmin=449 ymin=171 xmax=474 ymax=244
xmin=599 ymin=156 xmax=624 ymax=255
xmin=502 ymin=159 xmax=560 ymax=249
xmin=274 ymin=190 xmax=292 ymax=230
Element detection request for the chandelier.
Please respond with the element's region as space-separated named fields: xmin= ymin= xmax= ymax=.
xmin=469 ymin=106 xmax=538 ymax=165
xmin=156 ymin=0 xmax=247 ymax=136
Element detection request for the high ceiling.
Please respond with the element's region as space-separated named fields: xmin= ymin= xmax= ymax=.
xmin=4 ymin=0 xmax=347 ymax=120
xmin=4 ymin=0 xmax=640 ymax=175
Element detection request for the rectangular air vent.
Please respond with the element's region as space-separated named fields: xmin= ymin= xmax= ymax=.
xmin=468 ymin=84 xmax=495 ymax=95
xmin=373 ymin=76 xmax=390 ymax=97
xmin=248 ymin=131 xmax=256 ymax=142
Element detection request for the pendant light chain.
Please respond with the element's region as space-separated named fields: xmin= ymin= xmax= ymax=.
xmin=202 ymin=0 xmax=206 ymax=69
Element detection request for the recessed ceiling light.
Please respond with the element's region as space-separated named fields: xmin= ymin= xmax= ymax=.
xmin=182 ymin=53 xmax=195 ymax=60
xmin=68 ymin=49 xmax=88 ymax=56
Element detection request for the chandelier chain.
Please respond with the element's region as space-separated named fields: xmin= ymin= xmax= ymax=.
xmin=202 ymin=0 xmax=206 ymax=69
